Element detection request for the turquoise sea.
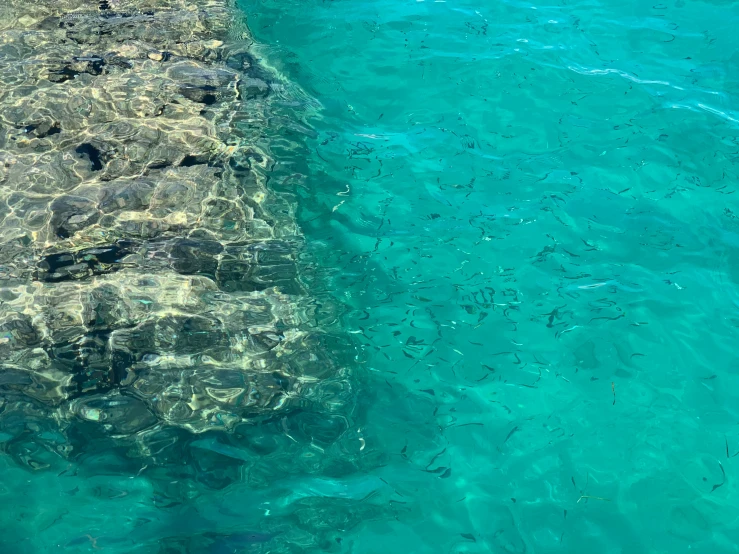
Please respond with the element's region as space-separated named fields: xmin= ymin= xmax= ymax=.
xmin=4 ymin=0 xmax=739 ymax=552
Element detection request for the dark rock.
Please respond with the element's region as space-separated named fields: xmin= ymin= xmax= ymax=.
xmin=168 ymin=238 xmax=223 ymax=276
xmin=98 ymin=178 xmax=157 ymax=213
xmin=179 ymin=84 xmax=220 ymax=105
xmin=50 ymin=330 xmax=113 ymax=395
xmin=179 ymin=154 xmax=210 ymax=167
xmin=240 ymin=77 xmax=269 ymax=99
xmin=118 ymin=315 xmax=227 ymax=357
xmin=75 ymin=143 xmax=105 ymax=171
xmin=72 ymin=393 xmax=157 ymax=435
xmin=36 ymin=242 xmax=133 ymax=282
xmin=50 ymin=195 xmax=100 ymax=238
xmin=0 ymin=316 xmax=42 ymax=351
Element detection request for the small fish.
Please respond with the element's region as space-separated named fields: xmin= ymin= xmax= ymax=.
xmin=711 ymin=462 xmax=726 ymax=493
xmin=425 ymin=448 xmax=446 ymax=470
xmin=504 ymin=426 xmax=519 ymax=443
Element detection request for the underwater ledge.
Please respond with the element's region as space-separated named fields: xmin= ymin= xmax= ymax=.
xmin=0 ymin=0 xmax=357 ymax=465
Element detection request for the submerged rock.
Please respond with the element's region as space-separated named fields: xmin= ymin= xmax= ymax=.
xmin=0 ymin=0 xmax=354 ymax=456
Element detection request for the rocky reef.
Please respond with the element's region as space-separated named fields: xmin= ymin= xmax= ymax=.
xmin=0 ymin=0 xmax=354 ymax=462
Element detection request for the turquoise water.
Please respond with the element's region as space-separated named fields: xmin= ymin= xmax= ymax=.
xmin=238 ymin=0 xmax=739 ymax=551
xmin=4 ymin=0 xmax=739 ymax=552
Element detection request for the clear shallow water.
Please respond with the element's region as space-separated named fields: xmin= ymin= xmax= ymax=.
xmin=238 ymin=0 xmax=739 ymax=552
xmin=3 ymin=0 xmax=739 ymax=552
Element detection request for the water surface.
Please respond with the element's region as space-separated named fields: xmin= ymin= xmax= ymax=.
xmin=2 ymin=0 xmax=739 ymax=552
xmin=239 ymin=0 xmax=739 ymax=552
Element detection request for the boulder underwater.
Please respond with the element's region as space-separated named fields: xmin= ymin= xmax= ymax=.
xmin=0 ymin=0 xmax=354 ymax=461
